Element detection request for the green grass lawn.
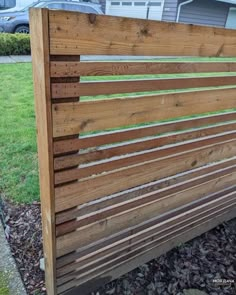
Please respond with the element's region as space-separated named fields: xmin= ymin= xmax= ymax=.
xmin=0 ymin=63 xmax=39 ymax=203
xmin=0 ymin=272 xmax=10 ymax=295
xmin=0 ymin=61 xmax=235 ymax=204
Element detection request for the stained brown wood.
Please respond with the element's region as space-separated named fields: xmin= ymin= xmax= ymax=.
xmin=50 ymin=61 xmax=236 ymax=77
xmin=52 ymin=88 xmax=236 ymax=137
xmin=56 ymin=191 xmax=236 ymax=278
xmin=55 ymin=139 xmax=236 ymax=213
xmin=53 ymin=112 xmax=236 ymax=155
xmin=57 ymin=196 xmax=236 ymax=285
xmin=51 ymin=76 xmax=236 ymax=98
xmin=56 ymin=170 xmax=236 ymax=257
xmin=57 ymin=206 xmax=236 ymax=294
xmin=55 ymin=158 xmax=236 ymax=225
xmin=54 ymin=122 xmax=236 ymax=170
xmin=30 ymin=8 xmax=57 ymax=295
xmin=31 ymin=9 xmax=236 ymax=295
xmin=54 ymin=131 xmax=236 ymax=184
xmin=49 ymin=11 xmax=236 ymax=56
xmin=56 ymin=164 xmax=236 ymax=235
xmin=56 ymin=185 xmax=236 ymax=268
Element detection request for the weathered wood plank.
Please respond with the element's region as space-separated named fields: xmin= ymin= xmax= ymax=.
xmin=52 ymin=88 xmax=236 ymax=137
xmin=53 ymin=112 xmax=236 ymax=154
xmin=51 ymin=76 xmax=236 ymax=98
xmin=55 ymin=138 xmax=236 ymax=212
xmin=50 ymin=61 xmax=236 ymax=77
xmin=29 ymin=8 xmax=57 ymax=295
xmin=49 ymin=11 xmax=236 ymax=56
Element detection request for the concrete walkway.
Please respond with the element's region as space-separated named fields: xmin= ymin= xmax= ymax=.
xmin=0 ymin=55 xmax=169 ymax=64
xmin=0 ymin=221 xmax=27 ymax=295
xmin=0 ymin=55 xmax=31 ymax=63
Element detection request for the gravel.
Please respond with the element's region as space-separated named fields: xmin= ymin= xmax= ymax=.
xmin=1 ymin=200 xmax=236 ymax=295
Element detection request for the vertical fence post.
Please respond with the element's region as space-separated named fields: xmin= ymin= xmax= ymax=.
xmin=30 ymin=8 xmax=56 ymax=295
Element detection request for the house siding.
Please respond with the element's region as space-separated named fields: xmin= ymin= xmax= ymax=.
xmin=162 ymin=0 xmax=178 ymax=22
xmin=178 ymin=0 xmax=231 ymax=27
xmin=100 ymin=0 xmax=105 ymax=12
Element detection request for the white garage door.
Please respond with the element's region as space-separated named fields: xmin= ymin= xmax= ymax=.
xmin=106 ymin=0 xmax=164 ymax=21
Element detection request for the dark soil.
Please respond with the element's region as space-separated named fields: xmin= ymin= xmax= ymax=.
xmin=1 ymin=200 xmax=236 ymax=295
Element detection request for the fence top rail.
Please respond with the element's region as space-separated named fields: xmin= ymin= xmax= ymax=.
xmin=44 ymin=8 xmax=236 ymax=57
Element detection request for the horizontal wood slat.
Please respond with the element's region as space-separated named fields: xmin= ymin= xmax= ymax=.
xmin=50 ymin=61 xmax=236 ymax=77
xmin=57 ymin=205 xmax=236 ymax=294
xmin=56 ymin=185 xmax=236 ymax=269
xmin=56 ymin=191 xmax=236 ymax=278
xmin=53 ymin=112 xmax=236 ymax=154
xmin=55 ymin=139 xmax=236 ymax=213
xmin=54 ymin=131 xmax=236 ymax=184
xmin=51 ymin=76 xmax=236 ymax=98
xmin=56 ymin=163 xmax=236 ymax=236
xmin=54 ymin=122 xmax=236 ymax=170
xmin=30 ymin=9 xmax=236 ymax=295
xmin=55 ymin=158 xmax=236 ymax=225
xmin=49 ymin=11 xmax=236 ymax=56
xmin=56 ymin=170 xmax=236 ymax=257
xmin=57 ymin=196 xmax=236 ymax=286
xmin=52 ymin=88 xmax=236 ymax=137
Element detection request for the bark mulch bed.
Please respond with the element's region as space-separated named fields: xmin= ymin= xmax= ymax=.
xmin=1 ymin=200 xmax=236 ymax=295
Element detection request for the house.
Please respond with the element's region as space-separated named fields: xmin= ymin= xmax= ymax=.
xmin=102 ymin=0 xmax=236 ymax=29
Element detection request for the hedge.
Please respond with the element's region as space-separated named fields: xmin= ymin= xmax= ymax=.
xmin=0 ymin=33 xmax=31 ymax=55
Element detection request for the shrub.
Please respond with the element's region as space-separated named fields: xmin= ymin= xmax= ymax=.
xmin=0 ymin=33 xmax=30 ymax=55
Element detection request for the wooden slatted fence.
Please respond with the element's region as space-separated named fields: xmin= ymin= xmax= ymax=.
xmin=30 ymin=9 xmax=236 ymax=295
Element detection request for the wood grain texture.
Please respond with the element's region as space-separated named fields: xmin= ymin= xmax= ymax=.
xmin=52 ymin=87 xmax=236 ymax=137
xmin=56 ymin=185 xmax=236 ymax=268
xmin=55 ymin=158 xmax=236 ymax=225
xmin=56 ymin=170 xmax=236 ymax=257
xmin=55 ymin=138 xmax=236 ymax=212
xmin=49 ymin=11 xmax=236 ymax=56
xmin=51 ymin=76 xmax=236 ymax=98
xmin=50 ymin=61 xmax=236 ymax=77
xmin=54 ymin=131 xmax=236 ymax=184
xmin=57 ymin=198 xmax=236 ymax=286
xmin=53 ymin=112 xmax=236 ymax=154
xmin=56 ymin=191 xmax=236 ymax=278
xmin=56 ymin=163 xmax=236 ymax=235
xmin=57 ymin=206 xmax=236 ymax=294
xmin=54 ymin=123 xmax=236 ymax=171
xmin=29 ymin=8 xmax=57 ymax=295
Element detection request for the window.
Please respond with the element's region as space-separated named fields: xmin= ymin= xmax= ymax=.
xmin=122 ymin=1 xmax=132 ymax=5
xmin=111 ymin=1 xmax=120 ymax=5
xmin=149 ymin=2 xmax=161 ymax=6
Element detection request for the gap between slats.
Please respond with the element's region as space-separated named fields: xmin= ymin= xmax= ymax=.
xmin=56 ymin=195 xmax=236 ymax=285
xmin=55 ymin=157 xmax=236 ymax=225
xmin=56 ymin=204 xmax=236 ymax=294
xmin=56 ymin=170 xmax=236 ymax=257
xmin=54 ymin=139 xmax=236 ymax=213
xmin=53 ymin=112 xmax=236 ymax=155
